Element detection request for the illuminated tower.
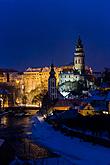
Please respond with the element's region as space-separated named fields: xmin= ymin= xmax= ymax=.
xmin=74 ymin=37 xmax=85 ymax=73
xmin=48 ymin=64 xmax=57 ymax=100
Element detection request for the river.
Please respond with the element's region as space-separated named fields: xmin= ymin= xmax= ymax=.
xmin=0 ymin=113 xmax=55 ymax=165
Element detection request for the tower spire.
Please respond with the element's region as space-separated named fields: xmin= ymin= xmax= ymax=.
xmin=74 ymin=36 xmax=85 ymax=73
xmin=76 ymin=36 xmax=83 ymax=48
xmin=49 ymin=63 xmax=55 ymax=78
xmin=48 ymin=63 xmax=57 ymax=100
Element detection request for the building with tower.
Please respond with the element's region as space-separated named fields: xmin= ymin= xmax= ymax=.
xmin=48 ymin=64 xmax=57 ymax=100
xmin=74 ymin=37 xmax=85 ymax=73
xmin=58 ymin=37 xmax=94 ymax=97
xmin=11 ymin=36 xmax=94 ymax=105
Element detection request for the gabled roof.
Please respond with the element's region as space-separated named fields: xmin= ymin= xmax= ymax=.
xmin=79 ymin=102 xmax=92 ymax=109
xmin=79 ymin=102 xmax=108 ymax=112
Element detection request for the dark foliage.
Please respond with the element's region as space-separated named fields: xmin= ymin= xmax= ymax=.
xmin=63 ymin=115 xmax=110 ymax=137
xmin=40 ymin=92 xmax=58 ymax=114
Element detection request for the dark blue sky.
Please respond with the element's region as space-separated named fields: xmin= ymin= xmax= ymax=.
xmin=0 ymin=0 xmax=110 ymax=71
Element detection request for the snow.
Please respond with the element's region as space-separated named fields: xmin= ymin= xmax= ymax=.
xmin=10 ymin=157 xmax=24 ymax=165
xmin=106 ymin=92 xmax=110 ymax=101
xmin=32 ymin=115 xmax=110 ymax=165
xmin=10 ymin=157 xmax=72 ymax=165
xmin=91 ymin=95 xmax=105 ymax=101
xmin=0 ymin=139 xmax=4 ymax=147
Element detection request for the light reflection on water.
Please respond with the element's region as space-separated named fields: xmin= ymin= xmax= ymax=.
xmin=0 ymin=114 xmax=31 ymax=127
xmin=0 ymin=116 xmax=8 ymax=125
xmin=0 ymin=113 xmax=56 ymax=165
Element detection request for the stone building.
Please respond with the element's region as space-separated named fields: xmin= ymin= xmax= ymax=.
xmin=59 ymin=37 xmax=94 ymax=97
xmin=3 ymin=37 xmax=95 ymax=105
xmin=20 ymin=66 xmax=61 ymax=104
xmin=48 ymin=64 xmax=57 ymax=100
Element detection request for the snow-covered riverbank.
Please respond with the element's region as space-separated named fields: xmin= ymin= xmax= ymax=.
xmin=0 ymin=139 xmax=4 ymax=147
xmin=32 ymin=115 xmax=110 ymax=165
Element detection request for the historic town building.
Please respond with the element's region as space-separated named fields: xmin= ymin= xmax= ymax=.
xmin=19 ymin=66 xmax=61 ymax=104
xmin=48 ymin=64 xmax=57 ymax=100
xmin=58 ymin=37 xmax=94 ymax=97
xmin=74 ymin=37 xmax=85 ymax=73
xmin=0 ymin=37 xmax=94 ymax=106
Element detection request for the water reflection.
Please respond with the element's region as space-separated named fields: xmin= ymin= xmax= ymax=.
xmin=0 ymin=116 xmax=8 ymax=126
xmin=0 ymin=114 xmax=55 ymax=165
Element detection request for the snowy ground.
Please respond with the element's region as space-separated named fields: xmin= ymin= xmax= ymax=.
xmin=32 ymin=115 xmax=110 ymax=165
xmin=0 ymin=139 xmax=4 ymax=147
xmin=10 ymin=157 xmax=72 ymax=165
xmin=35 ymin=157 xmax=71 ymax=165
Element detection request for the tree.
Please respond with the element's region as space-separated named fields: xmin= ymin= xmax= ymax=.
xmin=22 ymin=95 xmax=27 ymax=105
xmin=31 ymin=89 xmax=47 ymax=105
xmin=41 ymin=92 xmax=58 ymax=115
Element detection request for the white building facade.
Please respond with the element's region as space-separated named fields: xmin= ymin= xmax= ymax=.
xmin=58 ymin=37 xmax=94 ymax=97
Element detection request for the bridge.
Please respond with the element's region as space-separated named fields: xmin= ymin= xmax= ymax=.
xmin=5 ymin=105 xmax=40 ymax=115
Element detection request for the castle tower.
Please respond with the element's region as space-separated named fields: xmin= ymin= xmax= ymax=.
xmin=74 ymin=36 xmax=85 ymax=73
xmin=48 ymin=64 xmax=57 ymax=100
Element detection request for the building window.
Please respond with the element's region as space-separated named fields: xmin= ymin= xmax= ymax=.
xmin=52 ymin=81 xmax=54 ymax=86
xmin=78 ymin=59 xmax=80 ymax=64
xmin=52 ymin=89 xmax=54 ymax=93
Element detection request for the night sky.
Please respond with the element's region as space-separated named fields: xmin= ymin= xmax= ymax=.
xmin=0 ymin=0 xmax=110 ymax=71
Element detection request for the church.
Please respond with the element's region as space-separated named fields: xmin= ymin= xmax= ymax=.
xmin=58 ymin=37 xmax=95 ymax=98
xmin=44 ymin=37 xmax=95 ymax=112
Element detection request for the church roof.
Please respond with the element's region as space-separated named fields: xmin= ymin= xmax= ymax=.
xmin=76 ymin=36 xmax=83 ymax=48
xmin=49 ymin=63 xmax=56 ymax=78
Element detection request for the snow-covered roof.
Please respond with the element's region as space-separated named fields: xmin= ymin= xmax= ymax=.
xmin=90 ymin=89 xmax=100 ymax=96
xmin=91 ymin=95 xmax=106 ymax=101
xmin=106 ymin=92 xmax=110 ymax=101
xmin=94 ymin=106 xmax=108 ymax=111
xmin=81 ymin=97 xmax=92 ymax=103
xmin=51 ymin=109 xmax=78 ymax=120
